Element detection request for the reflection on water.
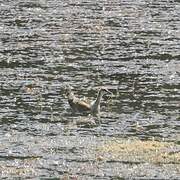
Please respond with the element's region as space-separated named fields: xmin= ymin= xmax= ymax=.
xmin=0 ymin=0 xmax=180 ymax=178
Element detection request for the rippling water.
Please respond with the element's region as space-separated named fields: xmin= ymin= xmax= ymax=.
xmin=0 ymin=0 xmax=180 ymax=178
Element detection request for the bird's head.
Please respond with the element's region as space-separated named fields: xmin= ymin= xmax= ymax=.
xmin=99 ymin=87 xmax=112 ymax=96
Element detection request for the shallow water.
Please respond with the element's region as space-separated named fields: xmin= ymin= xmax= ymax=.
xmin=0 ymin=0 xmax=180 ymax=179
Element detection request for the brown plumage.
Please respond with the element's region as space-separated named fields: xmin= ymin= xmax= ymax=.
xmin=66 ymin=86 xmax=111 ymax=115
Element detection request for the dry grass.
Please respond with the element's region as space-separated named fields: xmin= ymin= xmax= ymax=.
xmin=97 ymin=138 xmax=180 ymax=164
xmin=0 ymin=157 xmax=40 ymax=177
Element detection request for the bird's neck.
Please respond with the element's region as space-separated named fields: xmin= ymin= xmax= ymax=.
xmin=94 ymin=90 xmax=103 ymax=106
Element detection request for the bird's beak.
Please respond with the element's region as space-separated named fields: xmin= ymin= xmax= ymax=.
xmin=105 ymin=89 xmax=113 ymax=95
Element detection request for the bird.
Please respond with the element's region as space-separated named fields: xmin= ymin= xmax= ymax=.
xmin=65 ymin=86 xmax=111 ymax=115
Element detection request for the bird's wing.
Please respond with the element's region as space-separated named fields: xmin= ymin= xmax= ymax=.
xmin=76 ymin=99 xmax=91 ymax=111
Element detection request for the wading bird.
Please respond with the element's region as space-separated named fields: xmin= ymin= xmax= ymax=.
xmin=66 ymin=86 xmax=111 ymax=115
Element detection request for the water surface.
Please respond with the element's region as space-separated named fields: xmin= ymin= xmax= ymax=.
xmin=0 ymin=0 xmax=179 ymax=179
